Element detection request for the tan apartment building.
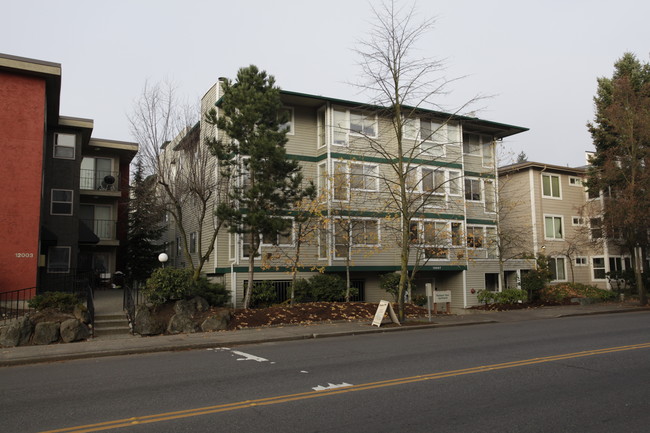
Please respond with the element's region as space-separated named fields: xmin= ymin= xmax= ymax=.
xmin=498 ymin=161 xmax=631 ymax=290
xmin=161 ymin=82 xmax=529 ymax=309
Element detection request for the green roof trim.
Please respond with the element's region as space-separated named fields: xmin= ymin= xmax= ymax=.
xmin=464 ymin=171 xmax=496 ymax=179
xmin=286 ymin=152 xmax=463 ymax=169
xmin=466 ymin=218 xmax=497 ymax=225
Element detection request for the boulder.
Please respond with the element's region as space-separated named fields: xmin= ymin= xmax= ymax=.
xmin=173 ymin=297 xmax=210 ymax=316
xmin=60 ymin=319 xmax=90 ymax=343
xmin=167 ymin=313 xmax=199 ymax=334
xmin=33 ymin=322 xmax=61 ymax=345
xmin=191 ymin=296 xmax=210 ymax=313
xmin=0 ymin=317 xmax=34 ymax=347
xmin=133 ymin=304 xmax=165 ymax=336
xmin=201 ymin=309 xmax=231 ymax=332
xmin=74 ymin=304 xmax=91 ymax=324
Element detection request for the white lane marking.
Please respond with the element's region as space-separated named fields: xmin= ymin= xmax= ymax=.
xmin=208 ymin=347 xmax=272 ymax=363
xmin=232 ymin=350 xmax=269 ymax=362
xmin=300 ymin=371 xmax=309 ymax=374
xmin=312 ymin=382 xmax=353 ymax=391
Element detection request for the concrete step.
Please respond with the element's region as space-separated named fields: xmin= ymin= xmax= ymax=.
xmin=93 ymin=313 xmax=131 ymax=337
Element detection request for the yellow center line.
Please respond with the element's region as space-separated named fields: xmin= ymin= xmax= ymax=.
xmin=40 ymin=342 xmax=650 ymax=433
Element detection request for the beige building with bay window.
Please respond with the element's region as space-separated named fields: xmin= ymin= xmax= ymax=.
xmin=161 ymin=82 xmax=530 ymax=309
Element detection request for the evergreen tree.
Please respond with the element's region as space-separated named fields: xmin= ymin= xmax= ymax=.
xmin=210 ymin=65 xmax=309 ymax=309
xmin=126 ymin=157 xmax=166 ymax=283
xmin=586 ymin=52 xmax=650 ymax=305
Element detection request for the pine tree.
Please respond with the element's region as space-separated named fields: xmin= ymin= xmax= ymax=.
xmin=210 ymin=65 xmax=310 ymax=309
xmin=126 ymin=157 xmax=166 ymax=283
xmin=586 ymin=52 xmax=650 ymax=305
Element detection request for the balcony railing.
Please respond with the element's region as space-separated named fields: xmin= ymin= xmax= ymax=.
xmin=80 ymin=169 xmax=120 ymax=191
xmin=82 ymin=218 xmax=116 ymax=240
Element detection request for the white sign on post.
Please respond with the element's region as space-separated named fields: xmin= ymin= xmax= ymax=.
xmin=372 ymin=300 xmax=400 ymax=327
xmin=433 ymin=290 xmax=451 ymax=303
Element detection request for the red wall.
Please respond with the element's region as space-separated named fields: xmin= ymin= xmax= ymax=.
xmin=0 ymin=72 xmax=46 ymax=293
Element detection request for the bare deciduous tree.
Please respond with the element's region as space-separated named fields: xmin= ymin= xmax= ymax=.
xmin=129 ymin=80 xmax=229 ymax=280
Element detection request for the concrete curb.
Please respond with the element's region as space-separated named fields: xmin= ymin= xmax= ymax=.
xmin=1 ymin=306 xmax=648 ymax=367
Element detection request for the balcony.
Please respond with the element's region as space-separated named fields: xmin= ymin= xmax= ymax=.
xmin=81 ymin=218 xmax=116 ymax=241
xmin=80 ymin=169 xmax=121 ymax=193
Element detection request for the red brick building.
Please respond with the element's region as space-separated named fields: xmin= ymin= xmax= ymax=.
xmin=0 ymin=53 xmax=137 ymax=296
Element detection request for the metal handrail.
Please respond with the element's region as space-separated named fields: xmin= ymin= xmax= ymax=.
xmin=0 ymin=287 xmax=36 ymax=324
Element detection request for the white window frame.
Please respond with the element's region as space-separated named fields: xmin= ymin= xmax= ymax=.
xmin=51 ymin=189 xmax=73 ymax=216
xmin=462 ymin=132 xmax=482 ymax=156
xmin=332 ymin=160 xmax=350 ymax=202
xmin=421 ymin=167 xmax=447 ymax=208
xmin=333 ymin=217 xmax=380 ymax=260
xmin=568 ymin=176 xmax=583 ymax=186
xmin=317 ymin=107 xmax=327 ymax=149
xmin=464 ymin=178 xmax=482 ymax=202
xmin=349 ymin=162 xmax=379 ymax=192
xmin=589 ymin=217 xmax=603 ymax=240
xmin=484 ymin=179 xmax=496 ymax=213
xmin=410 ymin=219 xmax=452 ymax=260
xmin=279 ymin=107 xmax=294 ymax=135
xmin=572 ymin=216 xmax=585 ymax=226
xmin=549 ymin=256 xmax=567 ymax=282
xmin=592 ymin=256 xmax=606 ymax=280
xmin=189 ymin=232 xmax=197 ymax=253
xmin=544 ymin=214 xmax=564 ymax=240
xmin=466 ymin=225 xmax=496 ymax=256
xmin=47 ymin=246 xmax=71 ymax=273
xmin=332 ymin=107 xmax=378 ymax=147
xmin=53 ymin=132 xmax=76 ymax=159
xmin=404 ymin=118 xmax=447 ymax=157
xmin=575 ymin=256 xmax=588 ymax=267
xmin=541 ymin=173 xmax=562 ymax=199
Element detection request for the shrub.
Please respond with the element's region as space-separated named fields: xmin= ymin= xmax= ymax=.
xmin=412 ymin=294 xmax=427 ymax=307
xmin=28 ymin=292 xmax=81 ymax=313
xmin=477 ymin=289 xmax=495 ymax=305
xmin=250 ymin=281 xmax=279 ymax=308
xmin=292 ymin=278 xmax=313 ymax=303
xmin=144 ymin=268 xmax=229 ymax=307
xmin=497 ymin=289 xmax=528 ymax=304
xmin=309 ymin=274 xmax=351 ymax=302
xmin=521 ymin=255 xmax=553 ymax=301
xmin=379 ymin=273 xmax=401 ymax=302
xmin=539 ymin=283 xmax=616 ymax=303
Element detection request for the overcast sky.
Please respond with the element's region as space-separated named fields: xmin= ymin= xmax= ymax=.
xmin=3 ymin=0 xmax=649 ymax=167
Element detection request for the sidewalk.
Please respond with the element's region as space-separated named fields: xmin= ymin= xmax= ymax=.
xmin=1 ymin=302 xmax=648 ymax=367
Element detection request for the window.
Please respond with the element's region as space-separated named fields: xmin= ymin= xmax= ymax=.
xmin=333 ymin=161 xmax=349 ymax=201
xmin=51 ymin=189 xmax=73 ymax=215
xmin=54 ymin=133 xmax=75 ymax=159
xmin=190 ymin=232 xmax=197 ymax=253
xmin=317 ymin=162 xmax=328 ymax=199
xmin=485 ymin=273 xmax=499 ymax=291
xmin=575 ymin=257 xmax=588 ymax=266
xmin=544 ymin=215 xmax=564 ymax=240
xmin=448 ymin=171 xmax=461 ymax=196
xmin=542 ymin=174 xmax=561 ymax=198
xmin=47 ymin=246 xmax=71 ymax=273
xmin=262 ymin=219 xmax=294 ymax=246
xmin=451 ymin=222 xmax=463 ymax=246
xmin=176 ymin=236 xmax=182 ymax=257
xmin=549 ymin=257 xmax=566 ymax=281
xmin=334 ymin=218 xmax=380 ymax=259
xmin=278 ymin=107 xmax=294 ymax=134
xmin=592 ymin=257 xmax=606 ymax=280
xmin=466 ymin=226 xmax=484 ymax=248
xmin=422 ymin=168 xmax=446 ymax=207
xmin=411 ymin=220 xmax=450 ymax=259
xmin=332 ymin=108 xmax=377 ymax=146
xmin=81 ymin=157 xmax=114 ymax=190
xmin=572 ymin=216 xmax=585 ymax=226
xmin=350 ymin=163 xmax=378 ymax=191
xmin=318 ymin=228 xmax=329 ymax=259
xmin=462 ymin=133 xmax=481 ymax=155
xmin=590 ymin=217 xmax=603 ymax=240
xmin=569 ymin=176 xmax=583 ymax=186
xmin=465 ymin=178 xmax=482 ymax=201
xmin=484 ymin=180 xmax=496 ymax=213
xmin=317 ymin=108 xmax=326 ymax=148
xmin=351 ymin=219 xmax=379 ymax=246
xmin=404 ymin=118 xmax=447 ymax=157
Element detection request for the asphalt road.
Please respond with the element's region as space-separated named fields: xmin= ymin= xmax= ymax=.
xmin=2 ymin=311 xmax=650 ymax=432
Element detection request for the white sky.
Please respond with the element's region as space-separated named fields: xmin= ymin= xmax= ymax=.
xmin=3 ymin=0 xmax=649 ymax=167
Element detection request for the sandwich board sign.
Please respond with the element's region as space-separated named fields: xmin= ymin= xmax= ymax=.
xmin=372 ymin=300 xmax=400 ymax=327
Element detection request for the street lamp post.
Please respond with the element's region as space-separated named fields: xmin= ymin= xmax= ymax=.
xmin=158 ymin=253 xmax=169 ymax=268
